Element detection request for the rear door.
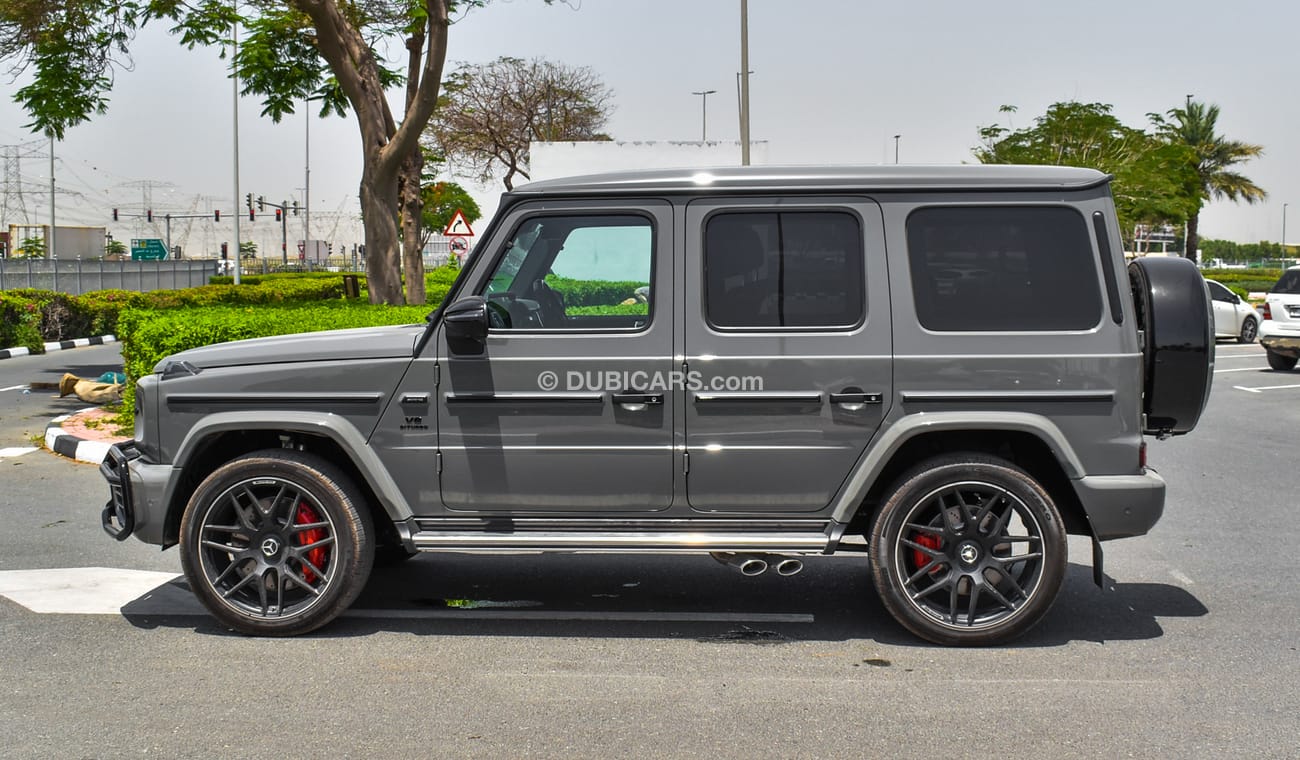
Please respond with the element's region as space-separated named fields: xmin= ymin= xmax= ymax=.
xmin=681 ymin=197 xmax=892 ymax=512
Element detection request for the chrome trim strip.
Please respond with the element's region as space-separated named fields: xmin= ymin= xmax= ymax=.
xmin=900 ymin=390 xmax=1116 ymax=403
xmin=167 ymin=392 xmax=382 ymax=406
xmin=410 ymin=531 xmax=830 ymax=552
xmin=445 ymin=392 xmax=604 ymax=404
xmin=693 ymin=391 xmax=822 ymax=403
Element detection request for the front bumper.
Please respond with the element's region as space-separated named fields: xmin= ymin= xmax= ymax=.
xmin=100 ymin=442 xmax=175 ymax=546
xmin=1071 ymin=469 xmax=1166 ymax=541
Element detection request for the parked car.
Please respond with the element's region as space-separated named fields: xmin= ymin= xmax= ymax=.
xmin=100 ymin=165 xmax=1214 ymax=646
xmin=1205 ymin=278 xmax=1259 ymax=343
xmin=1259 ymin=265 xmax=1300 ymax=370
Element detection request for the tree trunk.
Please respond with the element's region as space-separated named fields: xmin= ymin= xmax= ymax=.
xmin=1186 ymin=213 xmax=1200 ymax=262
xmin=360 ymin=167 xmax=403 ymax=304
xmin=400 ymin=150 xmax=426 ymax=305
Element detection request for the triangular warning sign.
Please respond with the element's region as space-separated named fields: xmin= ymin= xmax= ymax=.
xmin=443 ymin=209 xmax=475 ymax=237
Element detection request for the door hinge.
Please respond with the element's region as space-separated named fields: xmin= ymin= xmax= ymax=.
xmin=434 ymin=362 xmax=441 ymax=387
xmin=436 ymin=450 xmax=443 ymax=475
xmin=683 ymin=450 xmax=690 ymax=474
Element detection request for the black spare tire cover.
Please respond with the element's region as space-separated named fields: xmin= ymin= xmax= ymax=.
xmin=1128 ymin=256 xmax=1214 ymax=436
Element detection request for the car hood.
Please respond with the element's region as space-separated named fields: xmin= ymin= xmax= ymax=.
xmin=156 ymin=323 xmax=425 ymax=371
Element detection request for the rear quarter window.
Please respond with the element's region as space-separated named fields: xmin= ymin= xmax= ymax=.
xmin=906 ymin=206 xmax=1103 ymax=331
xmin=1271 ymin=269 xmax=1300 ymax=295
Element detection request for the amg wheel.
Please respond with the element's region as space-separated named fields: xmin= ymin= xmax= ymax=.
xmin=179 ymin=450 xmax=374 ymax=636
xmin=869 ymin=455 xmax=1067 ymax=646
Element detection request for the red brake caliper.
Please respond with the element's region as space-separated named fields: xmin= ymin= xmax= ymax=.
xmin=294 ymin=503 xmax=328 ymax=583
xmin=912 ymin=532 xmax=943 ymax=574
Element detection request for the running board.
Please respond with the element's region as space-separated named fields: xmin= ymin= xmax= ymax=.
xmin=409 ymin=531 xmax=832 ymax=554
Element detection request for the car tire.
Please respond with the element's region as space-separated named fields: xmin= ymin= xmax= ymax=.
xmin=1238 ymin=316 xmax=1258 ymax=344
xmin=1128 ymin=257 xmax=1214 ymax=436
xmin=179 ymin=449 xmax=374 ymax=636
xmin=869 ymin=454 xmax=1067 ymax=647
xmin=1266 ymin=349 xmax=1298 ymax=371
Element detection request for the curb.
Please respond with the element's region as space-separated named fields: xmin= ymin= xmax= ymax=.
xmin=0 ymin=334 xmax=117 ymax=360
xmin=45 ymin=409 xmax=120 ymax=464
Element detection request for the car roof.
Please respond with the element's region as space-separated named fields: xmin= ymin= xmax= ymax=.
xmin=511 ymin=164 xmax=1112 ymax=197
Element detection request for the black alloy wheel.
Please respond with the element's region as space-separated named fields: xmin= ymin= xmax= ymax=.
xmin=870 ymin=455 xmax=1067 ymax=646
xmin=180 ymin=450 xmax=373 ymax=636
xmin=1238 ymin=317 xmax=1258 ymax=344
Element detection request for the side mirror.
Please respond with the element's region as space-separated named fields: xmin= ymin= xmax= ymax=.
xmin=444 ymin=295 xmax=489 ymax=353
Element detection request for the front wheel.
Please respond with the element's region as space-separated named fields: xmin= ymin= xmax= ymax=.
xmin=1238 ymin=317 xmax=1258 ymax=344
xmin=869 ymin=454 xmax=1067 ymax=646
xmin=1267 ymin=348 xmax=1299 ymax=371
xmin=179 ymin=449 xmax=374 ymax=636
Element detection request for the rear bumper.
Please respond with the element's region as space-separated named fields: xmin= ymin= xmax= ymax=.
xmin=1259 ymin=333 xmax=1300 ymax=357
xmin=1071 ymin=469 xmax=1166 ymax=541
xmin=100 ymin=442 xmax=175 ymax=546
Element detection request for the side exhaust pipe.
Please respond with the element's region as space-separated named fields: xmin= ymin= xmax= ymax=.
xmin=773 ymin=557 xmax=804 ymax=576
xmin=711 ymin=552 xmax=769 ymax=576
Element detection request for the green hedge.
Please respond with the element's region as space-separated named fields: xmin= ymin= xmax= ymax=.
xmin=118 ymin=302 xmax=430 ymax=426
xmin=1201 ymin=268 xmax=1281 ymax=294
xmin=545 ymin=275 xmax=648 ymax=307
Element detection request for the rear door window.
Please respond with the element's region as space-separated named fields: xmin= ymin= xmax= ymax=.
xmin=906 ymin=206 xmax=1103 ymax=331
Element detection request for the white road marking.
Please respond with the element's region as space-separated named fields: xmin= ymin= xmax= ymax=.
xmin=0 ymin=446 xmax=38 ymax=458
xmin=1214 ymin=366 xmax=1269 ymax=373
xmin=0 ymin=567 xmax=814 ymax=623
xmin=0 ymin=384 xmax=29 ymax=392
xmin=1169 ymin=569 xmax=1195 ymax=586
xmin=0 ymin=568 xmax=181 ymax=614
xmin=1234 ymin=383 xmax=1300 ymax=393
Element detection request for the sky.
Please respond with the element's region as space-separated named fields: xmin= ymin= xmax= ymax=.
xmin=1 ymin=0 xmax=1296 ymax=258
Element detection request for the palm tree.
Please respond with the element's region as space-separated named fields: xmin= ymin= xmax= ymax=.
xmin=1154 ymin=100 xmax=1266 ymax=261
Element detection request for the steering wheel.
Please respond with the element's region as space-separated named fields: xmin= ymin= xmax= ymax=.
xmin=529 ymin=279 xmax=567 ymax=327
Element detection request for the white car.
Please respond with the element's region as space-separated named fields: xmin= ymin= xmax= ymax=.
xmin=1259 ymin=266 xmax=1300 ymax=370
xmin=1205 ymin=278 xmax=1259 ymax=343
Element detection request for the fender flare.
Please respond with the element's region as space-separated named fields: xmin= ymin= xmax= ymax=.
xmin=829 ymin=411 xmax=1086 ymax=525
xmin=171 ymin=411 xmax=413 ymax=522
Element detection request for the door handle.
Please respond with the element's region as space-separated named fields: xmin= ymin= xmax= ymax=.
xmin=611 ymin=392 xmax=664 ymax=406
xmin=829 ymin=392 xmax=883 ymax=405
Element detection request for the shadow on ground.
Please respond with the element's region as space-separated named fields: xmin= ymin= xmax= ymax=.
xmin=119 ymin=553 xmax=1207 ymax=646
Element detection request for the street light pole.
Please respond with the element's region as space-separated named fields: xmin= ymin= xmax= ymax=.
xmin=304 ymin=98 xmax=310 ymax=259
xmin=1284 ymin=202 xmax=1289 ymax=259
xmin=691 ymin=90 xmax=717 ymax=141
xmin=230 ymin=6 xmax=242 ymax=285
xmin=739 ymin=0 xmax=751 ymax=166
xmin=893 ymin=134 xmax=901 ymax=164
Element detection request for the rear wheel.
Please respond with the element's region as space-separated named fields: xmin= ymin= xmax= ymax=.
xmin=1238 ymin=316 xmax=1258 ymax=344
xmin=1267 ymin=349 xmax=1298 ymax=371
xmin=179 ymin=449 xmax=374 ymax=636
xmin=869 ymin=454 xmax=1067 ymax=646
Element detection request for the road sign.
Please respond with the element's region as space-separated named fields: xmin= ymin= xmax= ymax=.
xmin=449 ymin=236 xmax=470 ymax=261
xmin=130 ymin=238 xmax=169 ymax=261
xmin=444 ymin=209 xmax=475 ymax=237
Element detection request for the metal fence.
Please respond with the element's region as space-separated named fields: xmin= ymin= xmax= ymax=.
xmin=0 ymin=259 xmax=216 ymax=295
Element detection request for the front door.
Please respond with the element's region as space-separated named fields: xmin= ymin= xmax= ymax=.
xmin=682 ymin=197 xmax=892 ymax=512
xmin=437 ymin=200 xmax=675 ymax=512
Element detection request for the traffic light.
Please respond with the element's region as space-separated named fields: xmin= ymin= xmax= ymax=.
xmin=146 ymin=209 xmax=153 ymax=222
xmin=257 ymin=195 xmax=265 ymax=211
xmin=112 ymin=208 xmax=118 ymax=221
xmin=245 ymin=192 xmax=252 ymax=208
xmin=221 ymin=242 xmax=228 ymax=258
xmin=275 ymin=209 xmax=282 ymax=222
xmin=292 ymin=201 xmax=299 ymax=217
xmin=249 ymin=208 xmax=255 ymax=222
xmin=214 ymin=210 xmax=221 ymax=222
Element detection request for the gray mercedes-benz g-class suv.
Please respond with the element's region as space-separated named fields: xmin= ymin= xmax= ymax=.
xmin=101 ymin=165 xmax=1213 ymax=645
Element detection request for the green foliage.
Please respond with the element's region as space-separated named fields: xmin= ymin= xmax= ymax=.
xmin=426 ymin=263 xmax=463 ymax=305
xmin=1200 ymin=239 xmax=1288 ymax=264
xmin=567 ymin=303 xmax=648 ymax=316
xmin=976 ymin=101 xmax=1199 ymax=246
xmin=544 ymin=275 xmax=648 ymax=308
xmin=0 ymin=291 xmax=45 ymax=352
xmin=1200 ymin=268 xmax=1281 ymax=294
xmin=15 ymin=236 xmax=46 ymax=259
xmin=117 ymin=302 xmax=430 ymax=425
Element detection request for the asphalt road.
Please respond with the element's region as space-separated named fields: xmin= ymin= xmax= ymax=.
xmin=1 ymin=343 xmax=1297 ymax=758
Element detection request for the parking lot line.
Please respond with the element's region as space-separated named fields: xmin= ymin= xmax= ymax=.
xmin=1232 ymin=383 xmax=1300 ymax=393
xmin=1214 ymin=366 xmax=1269 ymax=373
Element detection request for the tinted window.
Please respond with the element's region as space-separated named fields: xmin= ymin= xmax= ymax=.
xmin=482 ymin=215 xmax=652 ymax=330
xmin=906 ymin=206 xmax=1102 ymax=331
xmin=1272 ymin=269 xmax=1300 ymax=295
xmin=704 ymin=211 xmax=864 ymax=328
xmin=1206 ymin=281 xmax=1234 ymax=302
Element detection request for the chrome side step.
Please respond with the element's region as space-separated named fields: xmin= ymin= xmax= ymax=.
xmin=409 ymin=530 xmax=831 ymax=554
